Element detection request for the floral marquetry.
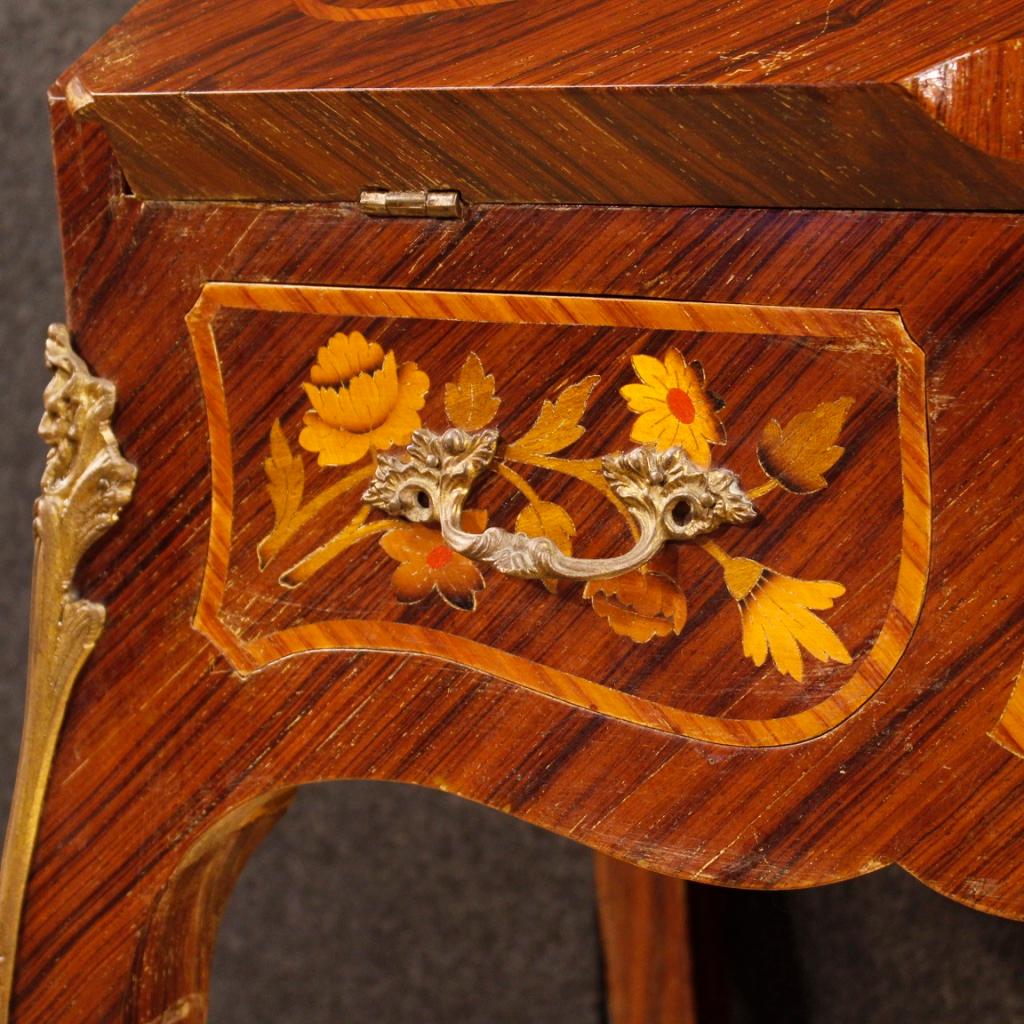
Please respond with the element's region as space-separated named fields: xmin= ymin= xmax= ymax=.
xmin=298 ymin=331 xmax=429 ymax=466
xmin=622 ymin=349 xmax=725 ymax=467
xmin=380 ymin=509 xmax=489 ymax=610
xmin=443 ymin=352 xmax=501 ymax=432
xmin=716 ymin=550 xmax=852 ymax=682
xmin=188 ymin=284 xmax=928 ymax=749
xmin=757 ymin=397 xmax=855 ymax=494
xmin=584 ymin=570 xmax=688 ymax=644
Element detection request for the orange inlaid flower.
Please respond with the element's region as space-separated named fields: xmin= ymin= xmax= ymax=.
xmin=299 ymin=331 xmax=429 ymax=466
xmin=722 ymin=556 xmax=852 ymax=682
xmin=379 ymin=510 xmax=488 ymax=610
xmin=584 ymin=569 xmax=688 ymax=644
xmin=621 ymin=349 xmax=725 ymax=467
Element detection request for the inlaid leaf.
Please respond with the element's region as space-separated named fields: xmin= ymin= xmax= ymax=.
xmin=584 ymin=569 xmax=688 ymax=644
xmin=509 ymin=376 xmax=600 ymax=456
xmin=724 ymin=560 xmax=851 ymax=682
xmin=258 ymin=420 xmax=305 ymax=569
xmin=516 ymin=500 xmax=576 ymax=593
xmin=444 ymin=352 xmax=501 ymax=430
xmin=757 ymin=397 xmax=854 ymax=494
xmin=515 ymin=500 xmax=576 ymax=555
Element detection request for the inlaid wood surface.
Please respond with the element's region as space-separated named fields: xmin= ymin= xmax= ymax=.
xmin=62 ymin=0 xmax=1024 ymax=207
xmin=3 ymin=82 xmax=1024 ymax=1021
xmin=187 ymin=282 xmax=928 ymax=746
xmin=69 ymin=0 xmax=1024 ymax=89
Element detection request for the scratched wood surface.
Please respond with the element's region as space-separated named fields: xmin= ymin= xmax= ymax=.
xmin=4 ymin=80 xmax=1021 ymax=1020
xmin=62 ymin=0 xmax=1024 ymax=206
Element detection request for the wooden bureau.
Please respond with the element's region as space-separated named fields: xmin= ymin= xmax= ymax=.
xmin=2 ymin=1 xmax=1024 ymax=1020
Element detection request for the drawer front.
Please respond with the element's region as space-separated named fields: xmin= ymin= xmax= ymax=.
xmin=37 ymin=156 xmax=1024 ymax=910
xmin=189 ymin=283 xmax=928 ymax=748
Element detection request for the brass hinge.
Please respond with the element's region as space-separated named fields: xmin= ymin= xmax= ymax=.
xmin=359 ymin=189 xmax=462 ymax=219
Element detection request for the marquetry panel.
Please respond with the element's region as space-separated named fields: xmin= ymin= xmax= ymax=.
xmin=188 ymin=285 xmax=928 ymax=747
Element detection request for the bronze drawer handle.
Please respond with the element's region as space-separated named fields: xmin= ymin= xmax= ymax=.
xmin=364 ymin=428 xmax=757 ymax=581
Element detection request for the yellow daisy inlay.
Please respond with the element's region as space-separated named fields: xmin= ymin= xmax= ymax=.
xmin=621 ymin=348 xmax=725 ymax=466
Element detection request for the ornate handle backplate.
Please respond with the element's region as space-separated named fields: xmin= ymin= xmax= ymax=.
xmin=363 ymin=428 xmax=757 ymax=581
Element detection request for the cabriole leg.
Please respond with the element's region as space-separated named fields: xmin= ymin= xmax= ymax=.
xmin=594 ymin=852 xmax=700 ymax=1024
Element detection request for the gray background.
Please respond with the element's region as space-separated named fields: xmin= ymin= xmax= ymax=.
xmin=2 ymin=2 xmax=1023 ymax=1021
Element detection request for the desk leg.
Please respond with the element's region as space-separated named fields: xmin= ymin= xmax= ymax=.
xmin=126 ymin=789 xmax=296 ymax=1022
xmin=594 ymin=853 xmax=700 ymax=1024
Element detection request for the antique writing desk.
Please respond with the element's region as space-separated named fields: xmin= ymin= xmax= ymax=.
xmin=3 ymin=1 xmax=1024 ymax=1020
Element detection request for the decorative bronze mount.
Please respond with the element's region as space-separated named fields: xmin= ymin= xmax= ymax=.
xmin=364 ymin=428 xmax=757 ymax=581
xmin=0 ymin=326 xmax=136 ymax=1019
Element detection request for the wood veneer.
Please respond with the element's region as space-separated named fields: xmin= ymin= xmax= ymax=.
xmin=2 ymin=1 xmax=1024 ymax=1019
xmin=2 ymin=92 xmax=1021 ymax=1021
xmin=62 ymin=0 xmax=1024 ymax=207
xmin=188 ymin=283 xmax=928 ymax=746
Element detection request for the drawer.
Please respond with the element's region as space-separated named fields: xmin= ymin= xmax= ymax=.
xmin=190 ymin=283 xmax=928 ymax=748
xmin=23 ymin=183 xmax=1024 ymax=921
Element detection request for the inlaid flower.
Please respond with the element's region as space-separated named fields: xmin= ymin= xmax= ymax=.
xmin=621 ymin=349 xmax=725 ymax=467
xmin=379 ymin=509 xmax=488 ymax=610
xmin=584 ymin=568 xmax=688 ymax=643
xmin=299 ymin=331 xmax=429 ymax=466
xmin=722 ymin=556 xmax=852 ymax=682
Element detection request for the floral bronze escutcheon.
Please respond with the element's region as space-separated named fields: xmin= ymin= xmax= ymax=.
xmin=362 ymin=427 xmax=758 ymax=582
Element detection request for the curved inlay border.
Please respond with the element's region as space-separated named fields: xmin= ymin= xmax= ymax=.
xmin=187 ymin=284 xmax=931 ymax=748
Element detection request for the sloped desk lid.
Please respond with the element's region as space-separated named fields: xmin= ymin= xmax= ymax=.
xmin=60 ymin=0 xmax=1024 ymax=208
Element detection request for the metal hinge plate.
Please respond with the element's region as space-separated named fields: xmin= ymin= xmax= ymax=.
xmin=359 ymin=190 xmax=462 ymax=219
